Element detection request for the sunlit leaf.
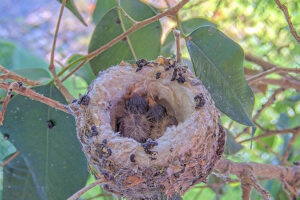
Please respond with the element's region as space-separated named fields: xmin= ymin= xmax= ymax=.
xmin=186 ymin=26 xmax=254 ymax=126
xmin=0 ymin=84 xmax=88 ymax=199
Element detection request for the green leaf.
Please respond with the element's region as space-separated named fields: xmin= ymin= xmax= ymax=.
xmin=180 ymin=18 xmax=216 ymax=35
xmin=67 ymin=54 xmax=96 ymax=84
xmin=3 ymin=155 xmax=39 ymax=200
xmin=57 ymin=0 xmax=87 ymax=26
xmin=186 ymin=26 xmax=254 ymax=126
xmin=224 ymin=132 xmax=243 ymax=155
xmin=0 ymin=84 xmax=88 ymax=200
xmin=88 ymin=0 xmax=162 ymax=74
xmin=0 ymin=40 xmax=48 ymax=70
xmin=161 ymin=18 xmax=216 ymax=57
xmin=13 ymin=68 xmax=51 ymax=83
xmin=92 ymin=0 xmax=118 ymax=24
xmin=0 ymin=134 xmax=16 ymax=162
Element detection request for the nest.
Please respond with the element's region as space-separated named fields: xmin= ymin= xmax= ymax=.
xmin=69 ymin=57 xmax=225 ymax=199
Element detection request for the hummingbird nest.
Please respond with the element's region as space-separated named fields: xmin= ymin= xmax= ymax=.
xmin=69 ymin=57 xmax=225 ymax=199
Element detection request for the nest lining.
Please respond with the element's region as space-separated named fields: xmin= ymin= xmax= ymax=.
xmin=69 ymin=57 xmax=225 ymax=199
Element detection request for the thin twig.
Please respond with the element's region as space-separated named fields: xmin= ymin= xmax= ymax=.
xmin=239 ymin=126 xmax=300 ymax=143
xmin=60 ymin=0 xmax=190 ymax=80
xmin=247 ymin=67 xmax=300 ymax=84
xmin=48 ymin=0 xmax=74 ymax=103
xmin=245 ymin=53 xmax=277 ymax=70
xmin=256 ymin=139 xmax=283 ymax=161
xmin=251 ymin=78 xmax=300 ymax=91
xmin=0 ymin=82 xmax=18 ymax=125
xmin=247 ymin=67 xmax=278 ymax=83
xmin=67 ymin=178 xmax=106 ymax=200
xmin=281 ymin=133 xmax=299 ymax=165
xmin=0 ymin=82 xmax=71 ymax=114
xmin=61 ymin=60 xmax=88 ymax=82
xmin=194 ymin=179 xmax=239 ymax=189
xmin=274 ymin=0 xmax=300 ymax=44
xmin=252 ymin=88 xmax=285 ymax=121
xmin=1 ymin=151 xmax=19 ymax=167
xmin=173 ymin=29 xmax=182 ymax=63
xmin=85 ymin=193 xmax=112 ymax=200
xmin=0 ymin=65 xmax=41 ymax=86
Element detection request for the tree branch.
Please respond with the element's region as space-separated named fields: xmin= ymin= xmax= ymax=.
xmin=0 ymin=82 xmax=71 ymax=114
xmin=0 ymin=151 xmax=19 ymax=167
xmin=48 ymin=0 xmax=74 ymax=103
xmin=252 ymin=88 xmax=284 ymax=121
xmin=0 ymin=65 xmax=41 ymax=86
xmin=274 ymin=0 xmax=300 ymax=44
xmin=215 ymin=159 xmax=300 ymax=199
xmin=67 ymin=178 xmax=107 ymax=200
xmin=60 ymin=0 xmax=190 ymax=80
xmin=239 ymin=126 xmax=300 ymax=143
xmin=281 ymin=133 xmax=299 ymax=165
xmin=252 ymin=78 xmax=300 ymax=91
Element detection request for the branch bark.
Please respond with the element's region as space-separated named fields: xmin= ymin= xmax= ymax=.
xmin=0 ymin=82 xmax=71 ymax=114
xmin=67 ymin=178 xmax=107 ymax=200
xmin=215 ymin=159 xmax=300 ymax=198
xmin=48 ymin=0 xmax=74 ymax=103
xmin=252 ymin=78 xmax=300 ymax=91
xmin=274 ymin=0 xmax=300 ymax=44
xmin=60 ymin=0 xmax=190 ymax=80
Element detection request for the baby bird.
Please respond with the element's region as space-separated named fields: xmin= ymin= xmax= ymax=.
xmin=111 ymin=92 xmax=178 ymax=143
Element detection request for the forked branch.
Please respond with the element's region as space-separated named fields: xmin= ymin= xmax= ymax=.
xmin=216 ymin=159 xmax=300 ymax=199
xmin=274 ymin=0 xmax=300 ymax=44
xmin=60 ymin=0 xmax=190 ymax=81
xmin=48 ymin=0 xmax=74 ymax=103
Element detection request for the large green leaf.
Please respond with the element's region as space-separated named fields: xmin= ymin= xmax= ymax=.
xmin=88 ymin=0 xmax=161 ymax=74
xmin=186 ymin=26 xmax=254 ymax=126
xmin=58 ymin=0 xmax=87 ymax=26
xmin=92 ymin=0 xmax=118 ymax=24
xmin=0 ymin=84 xmax=88 ymax=200
xmin=3 ymin=155 xmax=39 ymax=200
xmin=161 ymin=18 xmax=216 ymax=57
xmin=0 ymin=40 xmax=48 ymax=70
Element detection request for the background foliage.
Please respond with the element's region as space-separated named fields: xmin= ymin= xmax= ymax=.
xmin=0 ymin=0 xmax=299 ymax=199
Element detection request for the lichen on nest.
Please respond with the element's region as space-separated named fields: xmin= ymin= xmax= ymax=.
xmin=69 ymin=57 xmax=225 ymax=199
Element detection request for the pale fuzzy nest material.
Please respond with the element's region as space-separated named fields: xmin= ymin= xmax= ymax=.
xmin=69 ymin=58 xmax=225 ymax=199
